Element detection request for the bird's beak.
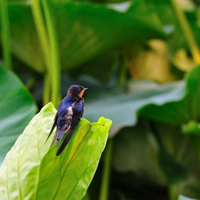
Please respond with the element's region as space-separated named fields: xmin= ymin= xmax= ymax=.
xmin=84 ymin=88 xmax=88 ymax=90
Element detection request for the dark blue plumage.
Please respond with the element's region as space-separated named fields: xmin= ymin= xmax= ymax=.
xmin=46 ymin=85 xmax=87 ymax=156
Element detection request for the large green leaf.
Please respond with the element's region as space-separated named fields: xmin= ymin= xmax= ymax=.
xmin=84 ymin=80 xmax=185 ymax=136
xmin=112 ymin=121 xmax=200 ymax=197
xmin=0 ymin=103 xmax=112 ymax=200
xmin=3 ymin=1 xmax=166 ymax=73
xmin=137 ymin=65 xmax=200 ymax=125
xmin=112 ymin=125 xmax=165 ymax=185
xmin=112 ymin=122 xmax=189 ymax=185
xmin=55 ymin=1 xmax=166 ymax=70
xmin=7 ymin=4 xmax=45 ymax=73
xmin=0 ymin=65 xmax=37 ymax=164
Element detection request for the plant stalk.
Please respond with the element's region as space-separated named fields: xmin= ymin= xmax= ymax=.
xmin=31 ymin=0 xmax=61 ymax=106
xmin=99 ymin=139 xmax=113 ymax=200
xmin=1 ymin=0 xmax=12 ymax=70
xmin=31 ymin=0 xmax=52 ymax=104
xmin=43 ymin=74 xmax=50 ymax=105
xmin=41 ymin=0 xmax=61 ymax=107
xmin=170 ymin=0 xmax=200 ymax=64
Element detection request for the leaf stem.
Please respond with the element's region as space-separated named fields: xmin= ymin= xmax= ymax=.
xmin=99 ymin=139 xmax=113 ymax=200
xmin=43 ymin=74 xmax=50 ymax=105
xmin=31 ymin=0 xmax=50 ymax=68
xmin=31 ymin=0 xmax=61 ymax=106
xmin=170 ymin=0 xmax=200 ymax=64
xmin=1 ymin=0 xmax=12 ymax=70
xmin=26 ymin=77 xmax=35 ymax=90
xmin=31 ymin=0 xmax=51 ymax=104
xmin=168 ymin=185 xmax=176 ymax=200
xmin=41 ymin=0 xmax=61 ymax=107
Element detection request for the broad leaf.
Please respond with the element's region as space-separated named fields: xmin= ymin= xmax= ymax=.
xmin=0 ymin=65 xmax=37 ymax=164
xmin=158 ymin=147 xmax=187 ymax=184
xmin=112 ymin=122 xmax=189 ymax=185
xmin=138 ymin=65 xmax=200 ymax=125
xmin=55 ymin=1 xmax=166 ymax=70
xmin=0 ymin=103 xmax=112 ymax=200
xmin=112 ymin=125 xmax=165 ymax=185
xmin=7 ymin=4 xmax=45 ymax=73
xmin=3 ymin=1 xmax=166 ymax=73
xmin=85 ymin=80 xmax=185 ymax=136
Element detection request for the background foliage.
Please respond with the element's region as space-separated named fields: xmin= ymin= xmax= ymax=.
xmin=1 ymin=0 xmax=200 ymax=199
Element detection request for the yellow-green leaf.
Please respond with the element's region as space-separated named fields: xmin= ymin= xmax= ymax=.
xmin=0 ymin=103 xmax=112 ymax=200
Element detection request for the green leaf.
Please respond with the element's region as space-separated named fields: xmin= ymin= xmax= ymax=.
xmin=112 ymin=122 xmax=187 ymax=185
xmin=144 ymin=0 xmax=187 ymax=51
xmin=0 ymin=65 xmax=37 ymax=164
xmin=55 ymin=1 xmax=166 ymax=70
xmin=182 ymin=120 xmax=200 ymax=135
xmin=85 ymin=80 xmax=185 ymax=136
xmin=3 ymin=1 xmax=166 ymax=72
xmin=158 ymin=147 xmax=187 ymax=184
xmin=112 ymin=125 xmax=165 ymax=185
xmin=137 ymin=65 xmax=200 ymax=125
xmin=0 ymin=103 xmax=112 ymax=200
xmin=7 ymin=4 xmax=45 ymax=73
xmin=178 ymin=195 xmax=198 ymax=200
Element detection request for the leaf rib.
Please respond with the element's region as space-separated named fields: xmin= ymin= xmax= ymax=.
xmin=52 ymin=124 xmax=92 ymax=199
xmin=17 ymin=134 xmax=24 ymax=200
xmin=6 ymin=159 xmax=10 ymax=200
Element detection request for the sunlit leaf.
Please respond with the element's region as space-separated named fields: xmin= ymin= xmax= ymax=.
xmin=0 ymin=65 xmax=37 ymax=164
xmin=0 ymin=103 xmax=112 ymax=200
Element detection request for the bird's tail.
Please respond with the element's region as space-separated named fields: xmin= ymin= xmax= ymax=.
xmin=56 ymin=128 xmax=75 ymax=156
xmin=51 ymin=129 xmax=66 ymax=147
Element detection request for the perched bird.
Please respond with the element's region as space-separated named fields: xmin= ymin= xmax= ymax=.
xmin=46 ymin=85 xmax=87 ymax=156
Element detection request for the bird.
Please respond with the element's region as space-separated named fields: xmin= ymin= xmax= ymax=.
xmin=45 ymin=85 xmax=87 ymax=156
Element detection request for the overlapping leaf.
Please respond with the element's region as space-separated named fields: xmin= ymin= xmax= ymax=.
xmin=55 ymin=1 xmax=166 ymax=70
xmin=0 ymin=65 xmax=37 ymax=164
xmin=137 ymin=65 xmax=200 ymax=125
xmin=84 ymin=80 xmax=185 ymax=136
xmin=3 ymin=1 xmax=166 ymax=72
xmin=0 ymin=103 xmax=112 ymax=200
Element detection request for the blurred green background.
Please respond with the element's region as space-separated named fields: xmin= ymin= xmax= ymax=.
xmin=1 ymin=0 xmax=200 ymax=199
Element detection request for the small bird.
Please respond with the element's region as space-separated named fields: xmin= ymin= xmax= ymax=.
xmin=46 ymin=85 xmax=87 ymax=156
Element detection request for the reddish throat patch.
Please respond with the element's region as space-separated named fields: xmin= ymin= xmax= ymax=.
xmin=78 ymin=90 xmax=85 ymax=98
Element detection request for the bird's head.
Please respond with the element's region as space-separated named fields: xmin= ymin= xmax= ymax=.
xmin=67 ymin=85 xmax=88 ymax=98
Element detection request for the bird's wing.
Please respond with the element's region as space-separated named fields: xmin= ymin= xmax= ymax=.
xmin=45 ymin=112 xmax=58 ymax=143
xmin=56 ymin=99 xmax=84 ymax=156
xmin=51 ymin=104 xmax=74 ymax=146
